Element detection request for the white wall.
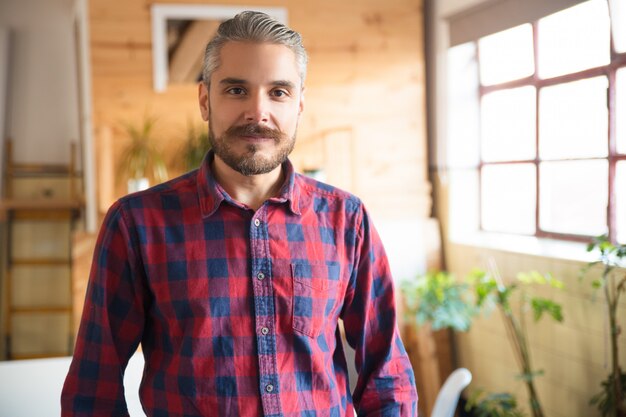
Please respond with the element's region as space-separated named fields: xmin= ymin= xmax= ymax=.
xmin=0 ymin=0 xmax=79 ymax=165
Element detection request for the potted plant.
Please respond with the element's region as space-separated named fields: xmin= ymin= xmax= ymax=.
xmin=118 ymin=115 xmax=168 ymax=193
xmin=402 ymin=265 xmax=564 ymax=417
xmin=401 ymin=271 xmax=478 ymax=416
xmin=401 ymin=270 xmax=476 ymax=332
xmin=181 ymin=122 xmax=211 ymax=172
xmin=583 ymin=235 xmax=626 ymax=417
xmin=466 ymin=390 xmax=526 ymax=417
xmin=469 ymin=267 xmax=564 ymax=417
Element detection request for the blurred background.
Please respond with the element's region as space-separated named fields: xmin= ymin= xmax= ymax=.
xmin=0 ymin=0 xmax=625 ymax=416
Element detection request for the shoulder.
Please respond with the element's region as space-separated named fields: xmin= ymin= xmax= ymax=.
xmin=117 ymin=170 xmax=199 ymax=210
xmin=295 ymin=173 xmax=363 ymax=214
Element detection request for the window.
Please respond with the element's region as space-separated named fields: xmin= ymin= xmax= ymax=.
xmin=447 ymin=0 xmax=626 ymax=244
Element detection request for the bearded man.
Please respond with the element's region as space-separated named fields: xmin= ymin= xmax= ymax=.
xmin=62 ymin=11 xmax=418 ymax=417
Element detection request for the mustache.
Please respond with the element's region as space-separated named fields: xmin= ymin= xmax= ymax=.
xmin=224 ymin=123 xmax=283 ymax=139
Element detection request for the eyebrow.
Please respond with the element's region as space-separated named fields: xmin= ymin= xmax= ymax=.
xmin=218 ymin=78 xmax=296 ymax=89
xmin=271 ymin=80 xmax=296 ymax=89
xmin=219 ymin=78 xmax=247 ymax=85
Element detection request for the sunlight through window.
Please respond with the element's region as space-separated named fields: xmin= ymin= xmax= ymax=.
xmin=481 ymin=86 xmax=536 ymax=162
xmin=481 ymin=164 xmax=536 ymax=234
xmin=610 ymin=0 xmax=626 ymax=53
xmin=539 ymin=76 xmax=608 ymax=160
xmin=617 ymin=68 xmax=626 ymax=154
xmin=479 ymin=24 xmax=534 ymax=86
xmin=538 ymin=0 xmax=610 ymax=78
xmin=539 ymin=160 xmax=608 ymax=236
xmin=447 ymin=0 xmax=625 ymax=243
xmin=617 ymin=161 xmax=626 ymax=244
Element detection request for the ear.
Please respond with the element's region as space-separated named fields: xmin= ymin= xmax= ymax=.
xmin=298 ymin=86 xmax=305 ymax=116
xmin=198 ymin=82 xmax=210 ymax=121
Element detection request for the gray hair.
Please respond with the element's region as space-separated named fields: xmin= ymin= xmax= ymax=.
xmin=201 ymin=11 xmax=308 ymax=87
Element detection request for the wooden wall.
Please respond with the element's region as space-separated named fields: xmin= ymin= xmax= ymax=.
xmin=88 ymin=0 xmax=430 ymax=221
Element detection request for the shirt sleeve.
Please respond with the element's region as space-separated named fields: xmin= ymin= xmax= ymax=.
xmin=341 ymin=203 xmax=418 ymax=417
xmin=61 ymin=200 xmax=146 ymax=416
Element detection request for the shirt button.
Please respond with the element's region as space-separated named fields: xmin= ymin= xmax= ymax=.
xmin=265 ymin=384 xmax=274 ymax=393
xmin=260 ymin=327 xmax=269 ymax=335
xmin=254 ymin=219 xmax=261 ymax=227
xmin=257 ymin=272 xmax=265 ymax=280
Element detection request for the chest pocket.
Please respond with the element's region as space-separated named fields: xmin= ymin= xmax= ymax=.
xmin=291 ymin=262 xmax=342 ymax=338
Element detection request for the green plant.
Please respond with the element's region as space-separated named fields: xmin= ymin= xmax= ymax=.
xmin=401 ymin=270 xmax=476 ymax=332
xmin=469 ymin=267 xmax=564 ymax=417
xmin=119 ymin=115 xmax=168 ymax=184
xmin=466 ymin=389 xmax=527 ymax=417
xmin=583 ymin=235 xmax=626 ymax=417
xmin=181 ymin=123 xmax=211 ymax=171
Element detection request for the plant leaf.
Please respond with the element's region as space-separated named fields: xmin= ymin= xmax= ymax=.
xmin=531 ymin=298 xmax=563 ymax=322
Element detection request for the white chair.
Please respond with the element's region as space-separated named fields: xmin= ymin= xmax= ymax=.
xmin=430 ymin=368 xmax=472 ymax=417
xmin=0 ymin=352 xmax=146 ymax=417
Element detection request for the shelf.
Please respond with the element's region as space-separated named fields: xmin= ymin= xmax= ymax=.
xmin=11 ymin=352 xmax=71 ymax=360
xmin=10 ymin=306 xmax=72 ymax=314
xmin=9 ymin=163 xmax=82 ymax=177
xmin=0 ymin=199 xmax=82 ymax=211
xmin=11 ymin=258 xmax=70 ymax=267
xmin=2 ymin=139 xmax=80 ymax=360
xmin=0 ymin=199 xmax=82 ymax=221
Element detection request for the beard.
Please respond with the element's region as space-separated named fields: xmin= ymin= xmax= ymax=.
xmin=208 ymin=121 xmax=296 ymax=177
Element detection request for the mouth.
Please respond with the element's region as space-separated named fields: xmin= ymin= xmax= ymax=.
xmin=238 ymin=134 xmax=276 ymax=143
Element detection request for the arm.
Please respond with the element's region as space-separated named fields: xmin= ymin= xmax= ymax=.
xmin=341 ymin=204 xmax=418 ymax=417
xmin=61 ymin=201 xmax=146 ymax=416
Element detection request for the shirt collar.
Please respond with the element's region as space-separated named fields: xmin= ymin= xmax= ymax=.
xmin=197 ymin=150 xmax=301 ymax=217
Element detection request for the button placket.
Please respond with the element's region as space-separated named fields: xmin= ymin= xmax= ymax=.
xmin=250 ymin=208 xmax=281 ymax=414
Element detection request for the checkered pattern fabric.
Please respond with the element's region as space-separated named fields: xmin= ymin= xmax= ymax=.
xmin=61 ymin=152 xmax=418 ymax=417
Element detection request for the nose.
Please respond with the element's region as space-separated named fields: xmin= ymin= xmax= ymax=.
xmin=244 ymin=92 xmax=270 ymax=124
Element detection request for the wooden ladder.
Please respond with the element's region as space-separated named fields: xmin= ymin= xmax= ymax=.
xmin=1 ymin=140 xmax=83 ymax=359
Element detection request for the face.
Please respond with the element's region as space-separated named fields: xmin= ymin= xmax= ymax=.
xmin=198 ymin=41 xmax=304 ymax=176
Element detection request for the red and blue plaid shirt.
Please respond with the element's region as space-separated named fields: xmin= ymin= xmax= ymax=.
xmin=62 ymin=153 xmax=417 ymax=417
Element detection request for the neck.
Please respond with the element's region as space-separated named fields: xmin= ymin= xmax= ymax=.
xmin=211 ymin=156 xmax=285 ymax=211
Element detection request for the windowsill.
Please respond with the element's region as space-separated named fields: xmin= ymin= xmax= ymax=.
xmin=449 ymin=230 xmax=597 ymax=264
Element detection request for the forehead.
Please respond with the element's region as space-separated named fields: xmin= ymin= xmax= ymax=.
xmin=211 ymin=41 xmax=301 ymax=85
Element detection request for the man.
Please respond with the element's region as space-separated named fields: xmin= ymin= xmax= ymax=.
xmin=62 ymin=11 xmax=418 ymax=417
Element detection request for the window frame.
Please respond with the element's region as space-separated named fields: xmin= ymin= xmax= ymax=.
xmin=476 ymin=18 xmax=626 ymax=243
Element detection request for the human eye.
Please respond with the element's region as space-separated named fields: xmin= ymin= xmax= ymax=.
xmin=226 ymin=87 xmax=246 ymax=96
xmin=270 ymin=89 xmax=290 ymax=99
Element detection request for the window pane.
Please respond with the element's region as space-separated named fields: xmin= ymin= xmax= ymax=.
xmin=447 ymin=42 xmax=481 ymax=168
xmin=539 ymin=160 xmax=608 ymax=236
xmin=537 ymin=0 xmax=610 ymax=78
xmin=481 ymin=86 xmax=536 ymax=162
xmin=610 ymin=0 xmax=626 ymax=53
xmin=481 ymin=164 xmax=536 ymax=234
xmin=539 ymin=76 xmax=608 ymax=160
xmin=478 ymin=24 xmax=534 ymax=86
xmin=617 ymin=68 xmax=626 ymax=154
xmin=617 ymin=161 xmax=626 ymax=244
